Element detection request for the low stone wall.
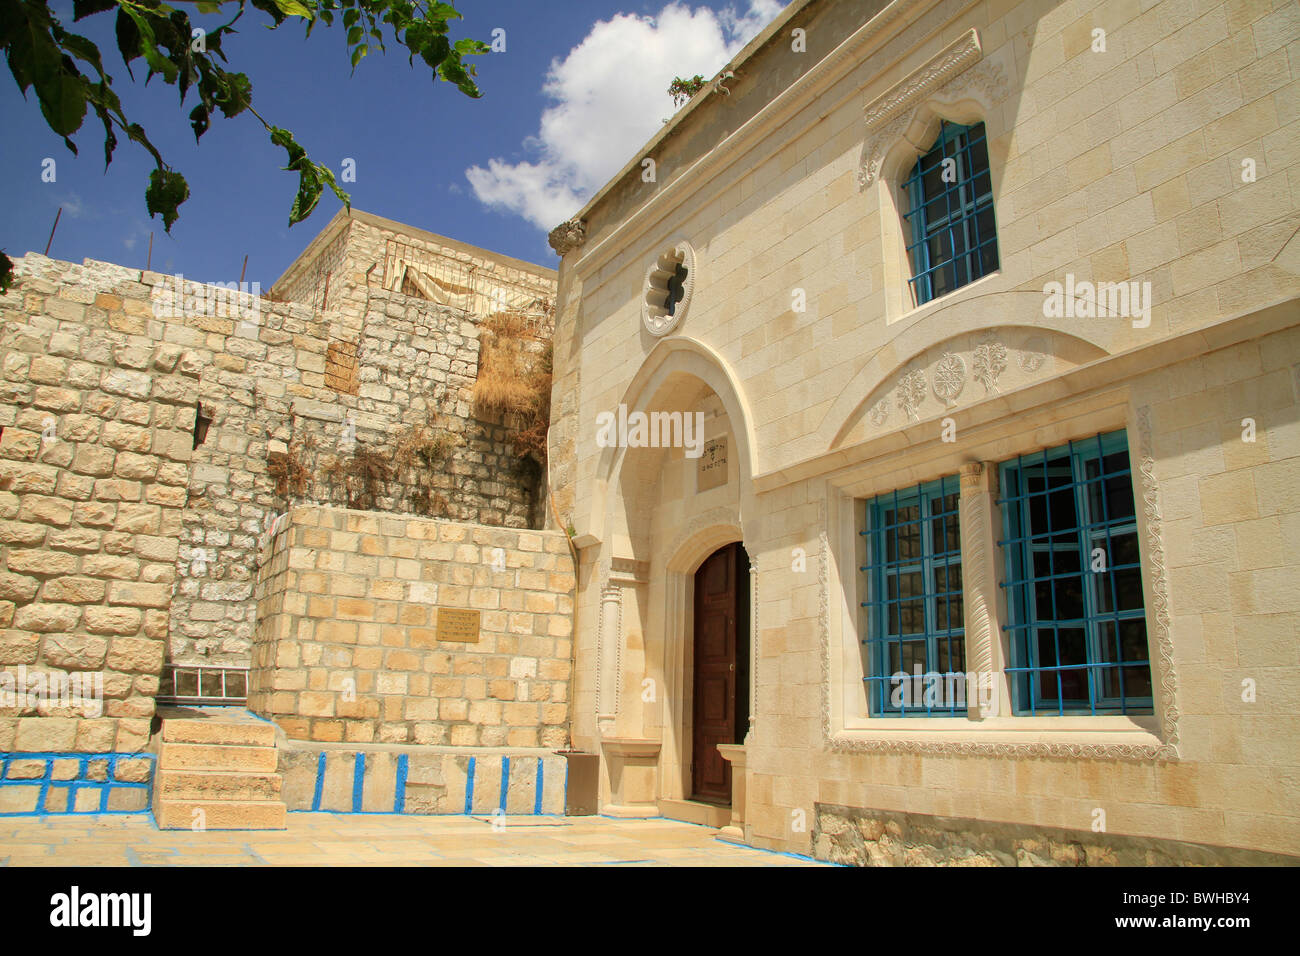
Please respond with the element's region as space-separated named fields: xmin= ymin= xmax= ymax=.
xmin=0 ymin=752 xmax=153 ymax=814
xmin=278 ymin=745 xmax=566 ymax=815
xmin=249 ymin=506 xmax=574 ymax=747
xmin=811 ymin=804 xmax=1300 ymax=867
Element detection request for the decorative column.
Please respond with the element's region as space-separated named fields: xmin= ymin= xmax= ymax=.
xmin=595 ymin=578 xmax=622 ymax=737
xmin=959 ymin=461 xmax=1005 ymax=719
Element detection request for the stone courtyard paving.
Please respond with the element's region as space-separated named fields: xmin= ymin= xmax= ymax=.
xmin=0 ymin=813 xmax=828 ymax=867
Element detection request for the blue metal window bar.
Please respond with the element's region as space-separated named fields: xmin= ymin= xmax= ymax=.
xmin=997 ymin=431 xmax=1154 ymax=716
xmin=860 ymin=475 xmax=965 ymax=716
xmin=902 ymin=121 xmax=999 ymax=306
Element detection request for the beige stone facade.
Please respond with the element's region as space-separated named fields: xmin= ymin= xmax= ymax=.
xmin=546 ymin=0 xmax=1300 ymax=862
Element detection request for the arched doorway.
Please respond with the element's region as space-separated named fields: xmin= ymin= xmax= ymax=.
xmin=691 ymin=541 xmax=750 ymax=804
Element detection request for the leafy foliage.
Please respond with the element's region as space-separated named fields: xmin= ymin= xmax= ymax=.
xmin=668 ymin=74 xmax=706 ymax=107
xmin=0 ymin=1 xmax=489 ymax=290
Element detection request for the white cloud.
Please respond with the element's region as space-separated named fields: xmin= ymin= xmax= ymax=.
xmin=466 ymin=1 xmax=785 ymax=232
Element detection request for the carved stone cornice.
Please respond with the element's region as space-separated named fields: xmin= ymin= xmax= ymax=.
xmin=863 ymin=29 xmax=984 ymax=130
xmin=857 ymin=29 xmax=1010 ymax=188
xmin=548 ymin=218 xmax=587 ymax=256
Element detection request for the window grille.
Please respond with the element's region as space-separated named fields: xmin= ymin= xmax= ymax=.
xmin=998 ymin=431 xmax=1153 ymax=716
xmin=902 ymin=121 xmax=999 ymax=305
xmin=860 ymin=475 xmax=966 ymax=716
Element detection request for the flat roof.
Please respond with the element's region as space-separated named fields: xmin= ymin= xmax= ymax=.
xmin=274 ymin=207 xmax=557 ymax=292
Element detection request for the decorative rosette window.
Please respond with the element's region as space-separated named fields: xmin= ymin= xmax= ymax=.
xmin=642 ymin=241 xmax=696 ymax=336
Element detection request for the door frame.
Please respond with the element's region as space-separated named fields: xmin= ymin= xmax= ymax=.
xmin=660 ymin=522 xmax=755 ymax=806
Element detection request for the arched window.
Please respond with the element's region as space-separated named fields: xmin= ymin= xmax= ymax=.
xmin=902 ymin=120 xmax=999 ymax=306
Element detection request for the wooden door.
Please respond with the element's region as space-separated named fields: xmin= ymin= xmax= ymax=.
xmin=691 ymin=542 xmax=745 ymax=804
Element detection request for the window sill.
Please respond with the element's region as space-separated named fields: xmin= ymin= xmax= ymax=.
xmin=829 ymin=713 xmax=1167 ymax=758
xmin=890 ymin=268 xmax=1003 ymax=326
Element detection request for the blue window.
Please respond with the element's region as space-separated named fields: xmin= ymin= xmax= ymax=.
xmin=860 ymin=476 xmax=965 ymax=716
xmin=998 ymin=431 xmax=1153 ymax=716
xmin=902 ymin=120 xmax=999 ymax=306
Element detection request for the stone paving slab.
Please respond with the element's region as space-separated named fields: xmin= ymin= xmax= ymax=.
xmin=0 ymin=813 xmax=827 ymax=867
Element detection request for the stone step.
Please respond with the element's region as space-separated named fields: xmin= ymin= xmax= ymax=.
xmin=154 ymin=798 xmax=287 ymax=831
xmin=161 ymin=717 xmax=276 ymax=749
xmin=158 ymin=741 xmax=278 ymax=773
xmin=155 ymin=769 xmax=282 ymax=802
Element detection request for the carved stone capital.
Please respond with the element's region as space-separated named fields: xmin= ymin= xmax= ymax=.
xmin=548 ymin=218 xmax=587 ymax=256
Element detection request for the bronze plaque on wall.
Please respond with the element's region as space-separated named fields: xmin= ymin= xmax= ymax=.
xmin=436 ymin=607 xmax=481 ymax=643
xmin=697 ymin=436 xmax=728 ymax=491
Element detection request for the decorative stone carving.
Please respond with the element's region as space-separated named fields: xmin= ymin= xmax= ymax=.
xmin=862 ymin=29 xmax=985 ymax=131
xmin=596 ymin=582 xmax=623 ymax=723
xmin=642 ymin=240 xmax=697 ymax=337
xmin=959 ymin=462 xmax=995 ymax=718
xmin=1136 ymin=405 xmax=1180 ymax=760
xmin=868 ymin=395 xmax=891 ymax=427
xmin=1018 ymin=336 xmax=1047 ymax=372
xmin=857 ymin=31 xmax=1010 ymax=189
xmin=932 ymin=352 xmax=967 ymax=405
xmin=548 ymin=218 xmax=586 ymax=256
xmin=897 ymin=368 xmax=927 ymax=421
xmin=973 ymin=339 xmax=1008 ymax=394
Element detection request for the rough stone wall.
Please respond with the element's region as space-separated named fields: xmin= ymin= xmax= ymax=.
xmin=248 ymin=505 xmax=574 ymax=747
xmin=3 ymin=251 xmax=554 ymax=688
xmin=0 ymin=258 xmax=198 ymax=754
xmin=812 ymin=804 xmax=1300 ymax=867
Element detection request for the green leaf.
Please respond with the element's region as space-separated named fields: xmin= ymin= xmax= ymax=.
xmin=145 ymin=167 xmax=190 ymax=232
xmin=350 ymin=43 xmax=367 ymax=69
xmin=37 ymin=68 xmax=89 ymax=136
xmin=0 ymin=252 xmax=14 ymax=295
xmin=347 ymin=25 xmax=362 ymax=45
xmin=213 ymin=71 xmax=251 ymax=117
xmin=271 ymin=0 xmax=314 ymax=19
xmin=72 ymin=0 xmax=117 ymax=23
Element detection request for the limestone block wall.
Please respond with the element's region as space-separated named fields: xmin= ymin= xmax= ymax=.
xmin=3 ymin=250 xmax=552 ymax=681
xmin=249 ymin=506 xmax=574 ymax=747
xmin=1 ymin=259 xmax=199 ymax=755
xmin=277 ymin=746 xmax=567 ymax=815
xmin=547 ymin=0 xmax=1300 ymax=863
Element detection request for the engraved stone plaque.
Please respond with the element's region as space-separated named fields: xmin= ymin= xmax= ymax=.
xmin=436 ymin=607 xmax=481 ymax=643
xmin=698 ymin=436 xmax=728 ymax=491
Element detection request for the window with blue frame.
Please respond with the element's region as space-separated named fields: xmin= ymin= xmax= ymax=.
xmin=998 ymin=431 xmax=1153 ymax=716
xmin=902 ymin=120 xmax=999 ymax=306
xmin=860 ymin=475 xmax=966 ymax=716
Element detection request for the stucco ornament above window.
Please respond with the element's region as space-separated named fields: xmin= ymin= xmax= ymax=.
xmin=857 ymin=29 xmax=1009 ymax=189
xmin=642 ymin=241 xmax=696 ymax=336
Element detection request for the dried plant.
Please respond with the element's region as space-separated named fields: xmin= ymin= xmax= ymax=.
xmin=268 ymin=433 xmax=314 ymax=498
xmin=324 ymin=444 xmax=392 ymax=511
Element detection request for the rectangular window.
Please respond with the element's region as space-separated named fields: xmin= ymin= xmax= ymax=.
xmin=861 ymin=475 xmax=965 ymax=716
xmin=998 ymin=431 xmax=1153 ymax=716
xmin=902 ymin=121 xmax=999 ymax=306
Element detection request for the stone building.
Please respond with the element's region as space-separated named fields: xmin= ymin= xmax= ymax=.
xmin=0 ymin=212 xmax=571 ymax=821
xmin=544 ymin=0 xmax=1300 ymax=863
xmin=2 ymin=0 xmax=1298 ymax=864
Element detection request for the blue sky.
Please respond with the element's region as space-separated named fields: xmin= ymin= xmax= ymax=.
xmin=1 ymin=1 xmax=784 ymax=285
